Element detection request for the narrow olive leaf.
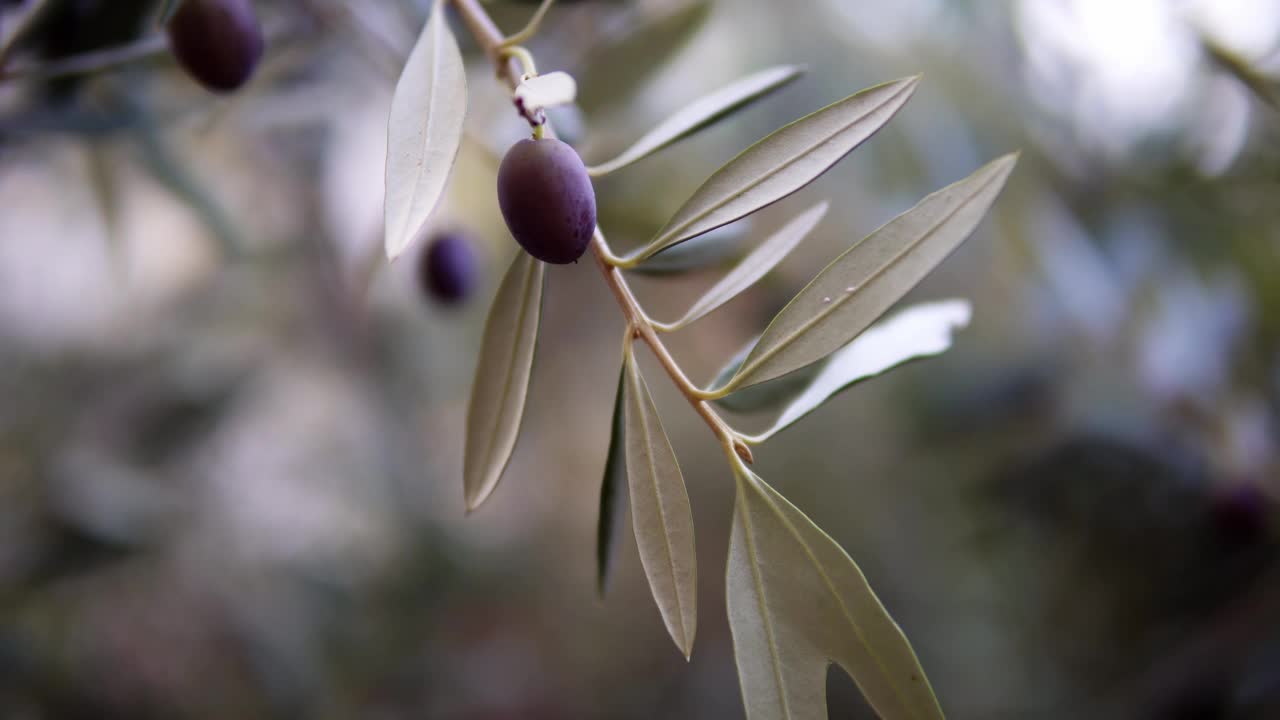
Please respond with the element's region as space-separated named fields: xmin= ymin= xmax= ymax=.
xmin=710 ymin=338 xmax=821 ymax=414
xmin=728 ymin=465 xmax=944 ymax=720
xmin=753 ymin=300 xmax=971 ymax=442
xmin=463 ymin=253 xmax=545 ymax=511
xmin=634 ymin=76 xmax=920 ymax=261
xmin=623 ymin=347 xmax=697 ymax=658
xmin=631 ymin=220 xmax=751 ymax=276
xmin=596 ymin=365 xmax=627 ymax=596
xmin=665 ymin=202 xmax=827 ymax=331
xmin=587 ymin=65 xmax=805 ymax=177
xmin=730 ymin=153 xmax=1017 ymax=391
xmin=514 ymin=71 xmax=578 ymax=113
xmin=384 ymin=0 xmax=467 ymax=260
xmin=574 ymin=0 xmax=712 ymax=113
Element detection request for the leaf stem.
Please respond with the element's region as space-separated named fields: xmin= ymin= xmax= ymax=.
xmin=497 ymin=0 xmax=555 ymax=50
xmin=446 ymin=0 xmax=751 ymax=464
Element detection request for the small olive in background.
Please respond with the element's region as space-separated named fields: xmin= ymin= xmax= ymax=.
xmin=496 ymin=137 xmax=596 ymax=265
xmin=419 ymin=232 xmax=479 ymax=306
xmin=165 ymin=0 xmax=264 ymax=93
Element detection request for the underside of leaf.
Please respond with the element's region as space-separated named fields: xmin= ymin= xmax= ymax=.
xmin=463 ymin=253 xmax=545 ymax=511
xmin=624 ymin=347 xmax=697 ymax=658
xmin=727 ymin=465 xmax=945 ymax=720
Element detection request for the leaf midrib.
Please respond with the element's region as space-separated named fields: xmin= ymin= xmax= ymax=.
xmin=737 ymin=477 xmax=793 ymax=720
xmin=736 ymin=165 xmax=1003 ymax=387
xmin=655 ymin=79 xmax=914 ymax=251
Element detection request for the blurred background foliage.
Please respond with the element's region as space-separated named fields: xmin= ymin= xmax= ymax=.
xmin=1 ymin=0 xmax=1279 ymax=718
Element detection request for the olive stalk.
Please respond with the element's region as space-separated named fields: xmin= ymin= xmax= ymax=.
xmin=449 ymin=0 xmax=752 ymax=463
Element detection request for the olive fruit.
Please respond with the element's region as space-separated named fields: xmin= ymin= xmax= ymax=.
xmin=1211 ymin=483 xmax=1271 ymax=547
xmin=419 ymin=232 xmax=478 ymax=306
xmin=496 ymin=138 xmax=596 ymax=264
xmin=166 ymin=0 xmax=264 ymax=93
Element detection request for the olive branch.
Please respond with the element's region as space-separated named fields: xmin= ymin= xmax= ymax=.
xmin=385 ymin=1 xmax=1016 ymax=718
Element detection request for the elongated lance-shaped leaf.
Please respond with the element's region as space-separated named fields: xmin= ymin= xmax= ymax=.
xmin=574 ymin=0 xmax=711 ymax=113
xmin=596 ymin=365 xmax=627 ymax=596
xmin=384 ymin=0 xmax=467 ymax=260
xmin=752 ymin=300 xmax=971 ymax=443
xmin=632 ymin=76 xmax=920 ymax=262
xmin=727 ymin=462 xmax=945 ymax=720
xmin=623 ymin=346 xmax=697 ymax=658
xmin=729 ymin=153 xmax=1017 ymax=391
xmin=664 ymin=202 xmax=828 ymax=331
xmin=588 ymin=65 xmax=805 ymax=177
xmin=463 ymin=253 xmax=545 ymax=511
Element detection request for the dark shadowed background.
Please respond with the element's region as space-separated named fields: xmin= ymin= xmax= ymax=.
xmin=1 ymin=0 xmax=1279 ymax=718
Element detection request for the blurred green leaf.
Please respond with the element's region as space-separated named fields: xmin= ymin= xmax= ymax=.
xmin=385 ymin=0 xmax=467 ymax=260
xmin=588 ymin=65 xmax=804 ymax=176
xmin=1201 ymin=34 xmax=1280 ymax=111
xmin=727 ymin=463 xmax=944 ymax=720
xmin=464 ymin=252 xmax=545 ymax=511
xmin=629 ymin=220 xmax=750 ymax=275
xmin=574 ymin=0 xmax=711 ymax=113
xmin=624 ymin=344 xmax=697 ymax=658
xmin=751 ymin=299 xmax=971 ymax=442
xmin=596 ymin=364 xmax=627 ymax=596
xmin=635 ymin=76 xmax=920 ymax=262
xmin=729 ymin=154 xmax=1016 ymax=390
xmin=663 ymin=201 xmax=827 ymax=330
xmin=710 ymin=337 xmax=819 ymax=414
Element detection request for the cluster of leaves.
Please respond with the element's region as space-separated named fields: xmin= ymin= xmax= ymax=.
xmin=383 ymin=1 xmax=1015 ymax=718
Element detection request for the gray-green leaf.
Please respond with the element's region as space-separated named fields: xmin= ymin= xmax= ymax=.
xmin=729 ymin=153 xmax=1017 ymax=391
xmin=752 ymin=299 xmax=971 ymax=442
xmin=463 ymin=253 xmax=545 ymax=511
xmin=624 ymin=346 xmax=697 ymax=658
xmin=633 ymin=76 xmax=920 ymax=262
xmin=596 ymin=365 xmax=627 ymax=596
xmin=384 ymin=0 xmax=467 ymax=260
xmin=588 ymin=65 xmax=804 ymax=177
xmin=663 ymin=202 xmax=827 ymax=331
xmin=728 ymin=465 xmax=944 ymax=720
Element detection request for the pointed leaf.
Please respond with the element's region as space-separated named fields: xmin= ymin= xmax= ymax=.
xmin=728 ymin=465 xmax=944 ymax=720
xmin=634 ymin=76 xmax=920 ymax=261
xmin=575 ymin=0 xmax=712 ymax=113
xmin=665 ymin=202 xmax=827 ymax=331
xmin=624 ymin=347 xmax=697 ymax=658
xmin=753 ymin=300 xmax=971 ymax=442
xmin=588 ymin=65 xmax=804 ymax=177
xmin=463 ymin=253 xmax=545 ymax=511
xmin=384 ymin=0 xmax=467 ymax=260
xmin=515 ymin=71 xmax=578 ymax=113
xmin=730 ymin=154 xmax=1017 ymax=390
xmin=596 ymin=364 xmax=627 ymax=596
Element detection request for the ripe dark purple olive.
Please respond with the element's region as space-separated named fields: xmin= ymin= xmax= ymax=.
xmin=1211 ymin=483 xmax=1271 ymax=547
xmin=496 ymin=138 xmax=596 ymax=264
xmin=166 ymin=0 xmax=264 ymax=93
xmin=419 ymin=232 xmax=479 ymax=305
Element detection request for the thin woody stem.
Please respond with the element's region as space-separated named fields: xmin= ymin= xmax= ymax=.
xmin=447 ymin=0 xmax=753 ymax=464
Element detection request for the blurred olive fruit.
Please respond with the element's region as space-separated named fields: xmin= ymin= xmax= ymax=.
xmin=496 ymin=137 xmax=597 ymax=264
xmin=165 ymin=0 xmax=264 ymax=93
xmin=1211 ymin=483 xmax=1272 ymax=547
xmin=419 ymin=232 xmax=479 ymax=305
